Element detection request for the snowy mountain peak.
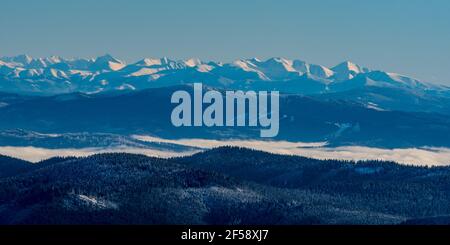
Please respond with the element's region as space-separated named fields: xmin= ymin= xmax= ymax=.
xmin=15 ymin=54 xmax=33 ymax=65
xmin=332 ymin=61 xmax=367 ymax=73
xmin=1 ymin=54 xmax=33 ymax=66
xmin=248 ymin=57 xmax=262 ymax=63
xmin=91 ymin=54 xmax=125 ymax=71
xmin=47 ymin=56 xmax=62 ymax=64
xmin=95 ymin=54 xmax=123 ymax=64
xmin=265 ymin=57 xmax=290 ymax=63
xmin=309 ymin=64 xmax=335 ymax=78
xmin=264 ymin=57 xmax=295 ymax=70
xmin=184 ymin=58 xmax=202 ymax=67
xmin=332 ymin=61 xmax=369 ymax=80
xmin=135 ymin=58 xmax=164 ymax=67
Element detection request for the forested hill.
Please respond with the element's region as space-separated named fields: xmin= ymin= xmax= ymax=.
xmin=1 ymin=147 xmax=450 ymax=224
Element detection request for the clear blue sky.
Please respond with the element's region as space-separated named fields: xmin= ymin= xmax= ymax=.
xmin=1 ymin=0 xmax=449 ymax=84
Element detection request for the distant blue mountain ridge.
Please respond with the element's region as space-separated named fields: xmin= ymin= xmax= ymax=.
xmin=0 ymin=85 xmax=449 ymax=148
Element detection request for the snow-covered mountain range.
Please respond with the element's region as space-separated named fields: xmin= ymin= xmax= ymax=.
xmin=1 ymin=54 xmax=448 ymax=95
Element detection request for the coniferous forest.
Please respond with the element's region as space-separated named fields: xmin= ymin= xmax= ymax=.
xmin=1 ymin=147 xmax=450 ymax=225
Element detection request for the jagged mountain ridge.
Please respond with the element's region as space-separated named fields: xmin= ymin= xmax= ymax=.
xmin=1 ymin=54 xmax=447 ymax=95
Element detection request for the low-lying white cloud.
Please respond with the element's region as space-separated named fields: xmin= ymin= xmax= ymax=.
xmin=133 ymin=136 xmax=450 ymax=166
xmin=0 ymin=146 xmax=199 ymax=163
xmin=2 ymin=136 xmax=450 ymax=166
